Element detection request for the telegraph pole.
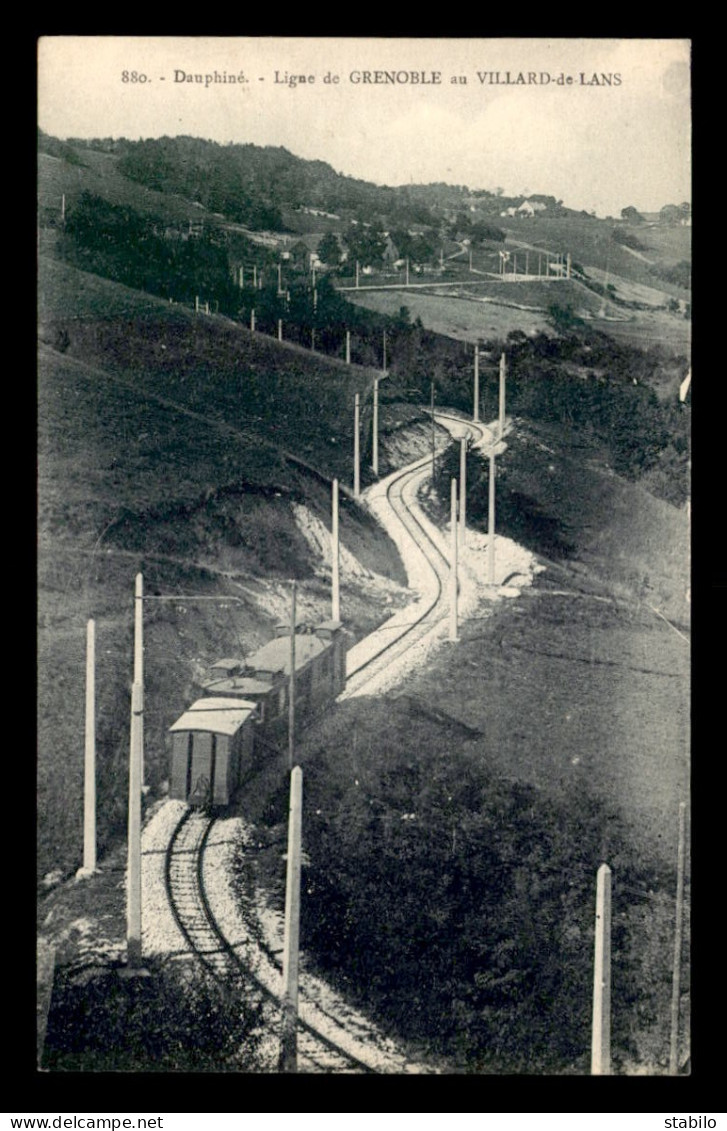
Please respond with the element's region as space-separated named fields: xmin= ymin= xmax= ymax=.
xmin=83 ymin=619 xmax=96 ymax=873
xmin=134 ymin=574 xmax=144 ymax=786
xmin=288 ymin=583 xmax=296 ymax=772
xmin=355 ymin=260 xmax=360 ymax=289
xmin=345 ymin=330 xmax=351 ymax=365
xmin=669 ymin=801 xmax=687 ymax=1074
xmin=499 ymin=353 xmax=507 ymax=440
xmin=253 ymin=264 xmax=257 ymax=288
xmin=331 ymin=479 xmax=340 ymax=622
xmin=430 ymin=382 xmax=436 ymax=479
xmin=382 ymin=330 xmax=387 ymax=373
xmin=250 ymin=309 xmax=256 ymax=332
xmin=487 ymin=447 xmax=496 ymax=585
xmin=280 ymin=766 xmax=303 ymax=1072
xmin=459 ymin=437 xmax=467 ymax=546
xmin=591 ymin=863 xmax=612 ymax=1075
xmin=354 ymin=393 xmax=361 ymax=498
xmin=449 ymin=478 xmax=458 ymax=642
xmin=127 ymin=681 xmax=143 ymax=968
xmin=372 ymin=378 xmax=380 ymax=477
xmin=278 ymin=319 xmax=283 ymax=341
xmin=473 ymin=344 xmax=480 ymax=423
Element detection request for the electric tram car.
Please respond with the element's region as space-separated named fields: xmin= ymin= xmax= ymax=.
xmin=168 ymin=619 xmax=345 ymax=806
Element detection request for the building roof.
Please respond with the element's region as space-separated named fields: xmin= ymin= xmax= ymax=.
xmin=169 ymin=697 xmax=257 ymax=737
xmin=247 ymin=634 xmax=328 ymax=676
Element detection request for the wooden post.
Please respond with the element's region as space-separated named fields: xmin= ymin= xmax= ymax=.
xmin=311 ymin=328 xmax=316 ymax=351
xmin=60 ymin=193 xmax=66 ymax=223
xmin=288 ymin=584 xmax=296 ymax=772
xmin=382 ymin=330 xmax=387 ymax=373
xmin=83 ymin=619 xmax=96 ymax=872
xmin=449 ymin=478 xmax=458 ymax=642
xmin=469 ymin=249 xmax=473 ymax=272
xmin=253 ymin=264 xmax=257 ymax=288
xmin=499 ymin=353 xmax=507 ymax=440
xmin=566 ymin=252 xmax=572 ymax=279
xmin=355 ymin=260 xmax=360 ymax=288
xmin=459 ymin=437 xmax=467 ymax=547
xmin=134 ymin=573 xmax=144 ymax=786
xmin=487 ymin=448 xmax=496 ymax=585
xmin=538 ymin=252 xmax=542 ymax=278
xmin=591 ymin=863 xmax=612 ymax=1075
xmin=332 ymin=479 xmax=340 ymax=623
xmin=127 ymin=681 xmax=143 ymax=968
xmin=354 ymin=393 xmax=360 ymax=498
xmin=278 ymin=263 xmax=282 ymax=293
xmin=280 ymin=766 xmax=303 ymax=1072
xmin=430 ymin=382 xmax=436 ymax=479
xmin=278 ymin=319 xmax=283 ymax=341
xmin=473 ymin=344 xmax=480 ymax=423
xmin=405 ymin=258 xmax=410 ymax=285
xmin=250 ymin=308 xmax=256 ymax=332
xmin=239 ymin=265 xmax=244 ymax=288
xmin=669 ymin=802 xmax=687 ymax=1075
xmin=195 ymin=295 xmax=199 ymax=313
xmin=345 ymin=329 xmax=351 ymax=365
xmin=205 ymin=301 xmax=210 ymax=314
xmin=313 ymin=287 xmax=318 ymax=312
xmin=372 ymin=378 xmax=379 ymax=477
xmin=525 ymin=251 xmax=529 ymax=277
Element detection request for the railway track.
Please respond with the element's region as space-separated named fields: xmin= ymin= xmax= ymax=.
xmin=161 ymin=413 xmax=494 ymax=1071
xmin=343 ymin=413 xmax=491 ymax=697
xmin=164 ymin=807 xmax=380 ymax=1072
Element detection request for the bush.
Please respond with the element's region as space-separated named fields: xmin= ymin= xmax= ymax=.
xmin=43 ymin=959 xmax=264 ymax=1072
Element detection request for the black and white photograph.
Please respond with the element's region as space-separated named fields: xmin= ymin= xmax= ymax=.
xmin=36 ymin=36 xmax=691 ymax=1077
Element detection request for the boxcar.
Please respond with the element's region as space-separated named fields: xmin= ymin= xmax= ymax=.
xmin=168 ymin=696 xmax=257 ymax=806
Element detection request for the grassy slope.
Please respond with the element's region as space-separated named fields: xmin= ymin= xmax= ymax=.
xmin=37 ymin=259 xmax=418 ymax=881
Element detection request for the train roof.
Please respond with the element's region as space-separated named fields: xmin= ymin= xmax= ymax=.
xmin=247 ymin=634 xmax=328 ymax=676
xmin=169 ymin=697 xmax=257 ymax=737
xmin=203 ymin=677 xmax=274 ymax=696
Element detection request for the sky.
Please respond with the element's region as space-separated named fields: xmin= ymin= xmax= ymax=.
xmin=37 ymin=37 xmax=691 ymax=218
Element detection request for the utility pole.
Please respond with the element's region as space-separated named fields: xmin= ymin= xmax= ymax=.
xmin=430 ymin=382 xmax=436 ymax=479
xmin=591 ymin=863 xmax=612 ymax=1075
xmin=83 ymin=619 xmax=96 ymax=873
xmin=354 ymin=393 xmax=360 ymax=499
xmin=487 ymin=447 xmax=496 ymax=585
xmin=253 ymin=264 xmax=257 ymax=288
xmin=566 ymin=252 xmax=572 ymax=279
xmin=278 ymin=319 xmax=283 ymax=341
xmin=405 ymin=257 xmax=410 ymax=286
xmin=499 ymin=353 xmax=507 ymax=440
xmin=250 ymin=309 xmax=256 ymax=332
xmin=134 ymin=573 xmax=144 ymax=786
xmin=449 ymin=478 xmax=458 ymax=642
xmin=280 ymin=766 xmax=303 ymax=1072
xmin=469 ymin=249 xmax=473 ymax=272
xmin=239 ymin=265 xmax=244 ymax=288
xmin=382 ymin=330 xmax=387 ymax=373
xmin=669 ymin=801 xmax=687 ymax=1075
xmin=288 ymin=583 xmax=296 ymax=772
xmin=61 ymin=193 xmax=66 ymax=223
xmin=195 ymin=296 xmax=199 ymax=313
xmin=355 ymin=260 xmax=360 ymax=289
xmin=525 ymin=251 xmax=529 ymax=277
xmin=345 ymin=329 xmax=351 ymax=365
xmin=473 ymin=343 xmax=480 ymax=423
xmin=331 ymin=479 xmax=340 ymax=622
xmin=372 ymin=378 xmax=380 ymax=477
xmin=127 ymin=681 xmax=143 ymax=968
xmin=459 ymin=437 xmax=467 ymax=546
xmin=278 ymin=263 xmax=282 ymax=294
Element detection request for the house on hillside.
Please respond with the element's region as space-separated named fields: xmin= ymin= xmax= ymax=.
xmin=500 ymin=207 xmax=518 ymax=217
xmin=517 ymin=200 xmax=547 ymax=218
xmin=382 ymin=235 xmax=401 ymax=266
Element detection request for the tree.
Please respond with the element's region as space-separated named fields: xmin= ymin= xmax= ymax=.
xmin=620 ymin=206 xmax=645 ymax=223
xmin=317 ymin=232 xmax=342 ymax=267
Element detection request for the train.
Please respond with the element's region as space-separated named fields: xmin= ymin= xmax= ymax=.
xmin=168 ymin=618 xmax=345 ymax=807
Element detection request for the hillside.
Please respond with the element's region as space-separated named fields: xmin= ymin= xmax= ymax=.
xmin=37 ymin=259 xmax=428 ymax=882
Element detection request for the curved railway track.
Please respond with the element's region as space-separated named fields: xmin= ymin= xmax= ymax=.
xmin=343 ymin=413 xmax=491 ymax=696
xmin=162 ymin=412 xmax=494 ymax=1071
xmin=164 ymin=807 xmax=379 ymax=1072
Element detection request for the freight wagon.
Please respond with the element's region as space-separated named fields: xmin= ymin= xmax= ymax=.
xmin=168 ymin=619 xmax=346 ymax=806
